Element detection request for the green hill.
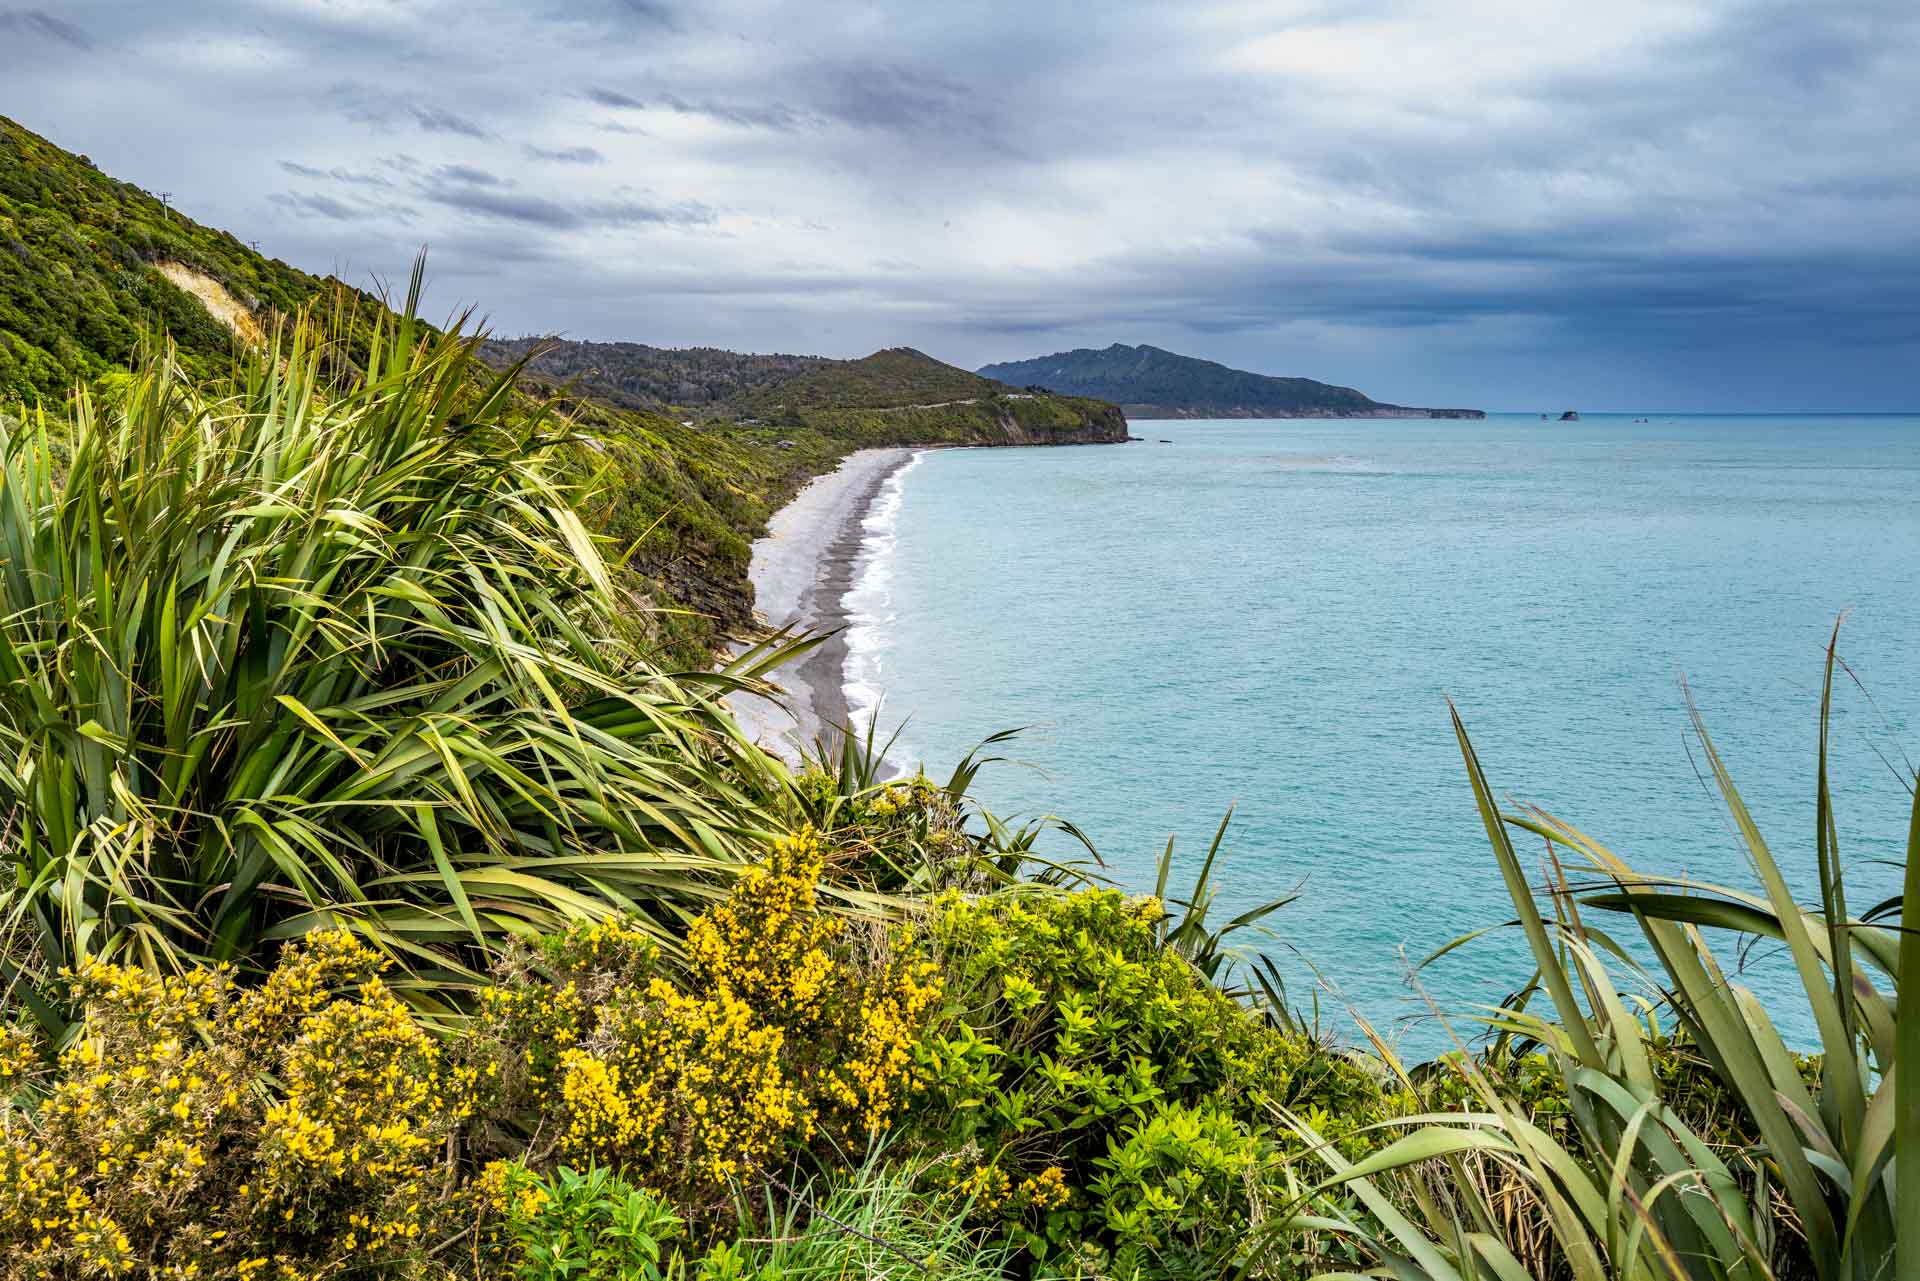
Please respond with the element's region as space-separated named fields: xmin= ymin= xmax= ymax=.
xmin=979 ymin=342 xmax=1484 ymax=419
xmin=0 ymin=115 xmax=360 ymax=401
xmin=719 ymin=346 xmax=1126 ymax=444
xmin=725 ymin=346 xmax=1005 ymax=414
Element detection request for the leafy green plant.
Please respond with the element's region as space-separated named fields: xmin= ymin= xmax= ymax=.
xmin=0 ymin=269 xmax=806 ymax=1024
xmin=914 ymin=886 xmax=1387 ymax=1275
xmin=704 ymin=1150 xmax=1016 ymax=1280
xmin=506 ymin=1164 xmax=687 ymax=1281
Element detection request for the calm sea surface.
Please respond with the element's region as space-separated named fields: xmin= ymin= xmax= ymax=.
xmin=842 ymin=414 xmax=1920 ymax=1055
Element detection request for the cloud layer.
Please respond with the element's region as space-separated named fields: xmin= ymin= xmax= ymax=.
xmin=3 ymin=0 xmax=1915 ymax=407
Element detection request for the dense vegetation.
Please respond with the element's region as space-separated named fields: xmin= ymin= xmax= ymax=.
xmin=0 ymin=306 xmax=1911 ymax=1281
xmin=0 ymin=115 xmax=350 ymax=403
xmin=725 ymin=347 xmax=1010 ymax=415
xmin=978 ymin=342 xmax=1485 ymax=419
xmin=0 ymin=116 xmax=1912 ymax=1281
xmin=476 ymin=337 xmax=827 ymax=412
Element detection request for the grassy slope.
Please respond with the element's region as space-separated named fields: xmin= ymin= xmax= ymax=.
xmin=0 ymin=115 xmax=1125 ymax=668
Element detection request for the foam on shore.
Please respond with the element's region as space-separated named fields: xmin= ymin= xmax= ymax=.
xmin=841 ymin=451 xmax=924 ymax=751
xmin=724 ymin=448 xmax=916 ymax=762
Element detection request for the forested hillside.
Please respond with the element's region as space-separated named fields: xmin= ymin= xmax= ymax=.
xmin=477 ymin=335 xmax=827 ymax=411
xmin=0 ymin=115 xmax=350 ymax=399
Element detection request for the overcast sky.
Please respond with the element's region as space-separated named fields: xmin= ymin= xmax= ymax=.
xmin=4 ymin=0 xmax=1916 ymax=409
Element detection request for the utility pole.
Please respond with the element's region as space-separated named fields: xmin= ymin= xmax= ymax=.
xmin=157 ymin=191 xmax=173 ymax=220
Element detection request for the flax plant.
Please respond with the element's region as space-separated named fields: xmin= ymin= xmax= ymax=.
xmin=1273 ymin=627 xmax=1916 ymax=1281
xmin=0 ymin=269 xmax=803 ymax=1028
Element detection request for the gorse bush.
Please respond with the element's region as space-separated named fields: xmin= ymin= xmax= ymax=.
xmin=0 ymin=835 xmax=944 ymax=1279
xmin=0 ymin=276 xmax=809 ymax=1023
xmin=457 ymin=829 xmax=942 ymax=1226
xmin=0 ymin=929 xmax=456 ymax=1280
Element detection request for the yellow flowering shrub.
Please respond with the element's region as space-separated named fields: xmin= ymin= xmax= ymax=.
xmin=459 ymin=828 xmax=943 ymax=1222
xmin=1 ymin=931 xmax=458 ymax=1281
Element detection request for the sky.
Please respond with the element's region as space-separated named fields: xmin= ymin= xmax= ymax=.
xmin=2 ymin=0 xmax=1916 ymax=410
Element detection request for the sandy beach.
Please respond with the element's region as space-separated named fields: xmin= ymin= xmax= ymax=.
xmin=726 ymin=448 xmax=916 ymax=762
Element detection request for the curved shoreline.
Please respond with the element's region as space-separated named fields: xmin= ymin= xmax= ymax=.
xmin=726 ymin=448 xmax=917 ymax=762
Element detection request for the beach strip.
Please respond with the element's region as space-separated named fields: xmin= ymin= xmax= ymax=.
xmin=725 ymin=448 xmax=916 ymax=762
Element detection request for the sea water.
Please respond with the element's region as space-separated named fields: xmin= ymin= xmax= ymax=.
xmin=841 ymin=414 xmax=1920 ymax=1054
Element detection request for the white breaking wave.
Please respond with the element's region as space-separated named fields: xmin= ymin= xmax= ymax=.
xmin=840 ymin=451 xmax=924 ymax=752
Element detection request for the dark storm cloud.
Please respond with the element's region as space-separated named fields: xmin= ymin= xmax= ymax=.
xmin=0 ymin=7 xmax=91 ymax=49
xmin=5 ymin=0 xmax=1915 ymax=407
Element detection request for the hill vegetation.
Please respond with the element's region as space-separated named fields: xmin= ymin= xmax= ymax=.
xmin=477 ymin=335 xmax=827 ymax=411
xmin=980 ymin=341 xmax=1485 ymax=419
xmin=726 ymin=345 xmax=1009 ymax=414
xmin=0 ymin=115 xmax=359 ymax=401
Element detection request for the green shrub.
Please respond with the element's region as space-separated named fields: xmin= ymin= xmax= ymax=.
xmin=499 ymin=1164 xmax=687 ymax=1281
xmin=911 ymin=887 xmax=1391 ymax=1276
xmin=0 ymin=930 xmax=462 ymax=1280
xmin=455 ymin=829 xmax=942 ymax=1228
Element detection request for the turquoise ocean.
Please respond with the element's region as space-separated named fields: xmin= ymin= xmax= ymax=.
xmin=839 ymin=414 xmax=1920 ymax=1055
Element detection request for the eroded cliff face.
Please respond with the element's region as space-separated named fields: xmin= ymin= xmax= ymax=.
xmin=991 ymin=399 xmax=1130 ymax=445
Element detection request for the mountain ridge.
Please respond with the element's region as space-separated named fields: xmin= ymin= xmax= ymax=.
xmin=979 ymin=342 xmax=1483 ymax=419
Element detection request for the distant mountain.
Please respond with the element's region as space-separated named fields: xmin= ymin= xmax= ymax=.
xmin=977 ymin=343 xmax=1483 ymax=419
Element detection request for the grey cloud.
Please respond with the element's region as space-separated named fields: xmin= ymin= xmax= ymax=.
xmin=586 ymin=87 xmax=646 ymax=109
xmin=524 ymin=144 xmax=606 ymax=164
xmin=410 ymin=105 xmax=489 ymax=138
xmin=611 ymin=0 xmax=675 ymax=24
xmin=436 ymin=164 xmax=507 ymax=186
xmin=655 ymin=93 xmax=804 ymax=131
xmin=0 ymin=7 xmax=91 ymax=49
xmin=279 ymin=161 xmax=393 ymax=188
xmin=814 ymin=64 xmax=971 ymax=132
xmin=269 ymin=192 xmax=363 ymax=221
xmin=4 ymin=0 xmax=1912 ymax=408
xmin=421 ymin=178 xmax=715 ymax=231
